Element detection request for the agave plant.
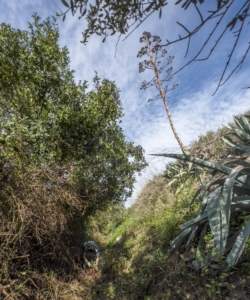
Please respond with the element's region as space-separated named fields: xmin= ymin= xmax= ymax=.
xmin=164 ymin=160 xmax=199 ymax=193
xmin=153 ymin=113 xmax=250 ymax=270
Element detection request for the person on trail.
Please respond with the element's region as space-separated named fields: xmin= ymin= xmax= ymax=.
xmin=82 ymin=241 xmax=100 ymax=268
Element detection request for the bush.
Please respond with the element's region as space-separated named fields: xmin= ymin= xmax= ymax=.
xmin=0 ymin=16 xmax=146 ymax=298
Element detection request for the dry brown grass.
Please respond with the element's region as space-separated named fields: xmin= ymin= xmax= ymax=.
xmin=0 ymin=164 xmax=90 ymax=299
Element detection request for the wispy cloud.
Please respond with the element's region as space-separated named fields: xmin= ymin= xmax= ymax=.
xmin=127 ymin=76 xmax=250 ymax=206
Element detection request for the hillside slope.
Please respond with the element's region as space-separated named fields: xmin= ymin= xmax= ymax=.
xmin=83 ymin=123 xmax=250 ymax=300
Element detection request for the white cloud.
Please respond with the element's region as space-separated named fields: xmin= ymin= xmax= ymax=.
xmin=126 ymin=77 xmax=250 ymax=206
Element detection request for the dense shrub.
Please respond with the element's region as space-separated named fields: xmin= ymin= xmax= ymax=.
xmin=0 ymin=16 xmax=146 ymax=210
xmin=0 ymin=16 xmax=146 ymax=298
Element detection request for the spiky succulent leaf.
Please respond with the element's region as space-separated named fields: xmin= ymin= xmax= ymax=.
xmin=205 ymin=187 xmax=225 ymax=254
xmin=223 ymin=137 xmax=250 ymax=154
xmin=233 ymin=127 xmax=250 ymax=142
xmin=232 ymin=198 xmax=250 ymax=211
xmin=214 ymin=166 xmax=244 ymax=254
xmin=152 ymin=153 xmax=232 ymax=174
xmin=180 ymin=211 xmax=207 ymax=230
xmin=226 ymin=220 xmax=250 ymax=268
xmin=164 ymin=114 xmax=250 ymax=269
xmin=170 ymin=227 xmax=192 ymax=251
xmin=223 ymin=114 xmax=250 ymax=154
xmin=234 ymin=115 xmax=250 ymax=135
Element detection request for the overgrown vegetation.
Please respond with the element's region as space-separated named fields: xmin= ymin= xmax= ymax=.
xmin=1 ymin=8 xmax=250 ymax=300
xmin=0 ymin=16 xmax=145 ymax=298
xmin=155 ymin=114 xmax=250 ymax=270
xmin=80 ymin=117 xmax=250 ymax=300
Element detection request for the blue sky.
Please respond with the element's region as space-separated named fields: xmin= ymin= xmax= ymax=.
xmin=1 ymin=0 xmax=250 ymax=205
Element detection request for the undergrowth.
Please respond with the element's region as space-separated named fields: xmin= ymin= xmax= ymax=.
xmin=84 ymin=127 xmax=250 ymax=300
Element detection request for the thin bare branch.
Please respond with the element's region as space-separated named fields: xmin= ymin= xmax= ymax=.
xmin=213 ymin=2 xmax=250 ymax=94
xmin=194 ymin=3 xmax=204 ymax=23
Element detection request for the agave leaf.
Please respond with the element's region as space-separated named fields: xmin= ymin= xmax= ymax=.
xmin=242 ymin=116 xmax=250 ymax=133
xmin=236 ymin=174 xmax=248 ymax=185
xmin=180 ymin=211 xmax=208 ymax=230
xmin=186 ymin=225 xmax=199 ymax=248
xmin=193 ymin=223 xmax=209 ymax=270
xmin=170 ymin=227 xmax=192 ymax=251
xmin=220 ymin=166 xmax=245 ymax=247
xmin=232 ymin=200 xmax=250 ymax=212
xmin=226 ymin=220 xmax=250 ymax=268
xmin=223 ymin=137 xmax=250 ymax=154
xmin=180 ymin=193 xmax=250 ymax=233
xmin=205 ymin=175 xmax=226 ymax=194
xmin=222 ymin=136 xmax=236 ymax=148
xmin=235 ymin=144 xmax=250 ymax=154
xmin=235 ymin=116 xmax=250 ymax=134
xmin=181 ymin=197 xmax=250 ymax=233
xmin=233 ymin=128 xmax=250 ymax=142
xmin=233 ymin=195 xmax=250 ymax=202
xmin=223 ymin=166 xmax=246 ymax=218
xmin=234 ymin=117 xmax=249 ymax=134
xmin=234 ymin=116 xmax=245 ymax=131
xmin=205 ymin=187 xmax=223 ymax=254
xmin=206 ymin=166 xmax=245 ymax=255
xmin=151 ymin=153 xmax=232 ymax=174
xmin=61 ymin=0 xmax=70 ymax=7
xmin=232 ymin=196 xmax=250 ymax=211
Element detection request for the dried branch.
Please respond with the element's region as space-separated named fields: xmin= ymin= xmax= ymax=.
xmin=138 ymin=32 xmax=187 ymax=154
xmin=170 ymin=1 xmax=232 ymax=75
xmin=214 ymin=2 xmax=250 ymax=92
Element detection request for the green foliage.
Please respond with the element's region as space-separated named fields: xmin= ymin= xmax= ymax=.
xmin=223 ymin=113 xmax=250 ymax=154
xmin=0 ymin=16 xmax=147 ymax=298
xmin=164 ymin=160 xmax=196 ymax=191
xmin=155 ymin=114 xmax=250 ymax=270
xmin=0 ymin=16 xmax=146 ymax=212
xmin=84 ymin=202 xmax=128 ymax=244
xmin=163 ymin=129 xmax=230 ymax=192
xmin=86 ymin=140 xmax=250 ymax=299
xmin=69 ymin=116 xmax=250 ymax=299
xmin=59 ymin=1 xmax=228 ymax=43
xmin=59 ymin=0 xmax=167 ymax=43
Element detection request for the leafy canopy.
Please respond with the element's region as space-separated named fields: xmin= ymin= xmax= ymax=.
xmin=0 ymin=15 xmax=146 ymax=210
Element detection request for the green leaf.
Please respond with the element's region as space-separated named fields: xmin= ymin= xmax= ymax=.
xmin=226 ymin=220 xmax=250 ymax=268
xmin=151 ymin=153 xmax=232 ymax=174
xmin=232 ymin=199 xmax=250 ymax=211
xmin=193 ymin=224 xmax=209 ymax=270
xmin=61 ymin=0 xmax=70 ymax=8
xmin=234 ymin=116 xmax=249 ymax=132
xmin=223 ymin=137 xmax=250 ymax=154
xmin=234 ymin=116 xmax=250 ymax=134
xmin=233 ymin=127 xmax=250 ymax=142
xmin=205 ymin=187 xmax=223 ymax=254
xmin=170 ymin=227 xmax=192 ymax=251
xmin=206 ymin=166 xmax=245 ymax=255
xmin=186 ymin=225 xmax=199 ymax=247
xmin=180 ymin=211 xmax=208 ymax=230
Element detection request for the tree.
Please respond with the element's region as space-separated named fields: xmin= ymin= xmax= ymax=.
xmin=60 ymin=0 xmax=250 ymax=92
xmin=0 ymin=16 xmax=146 ymax=211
